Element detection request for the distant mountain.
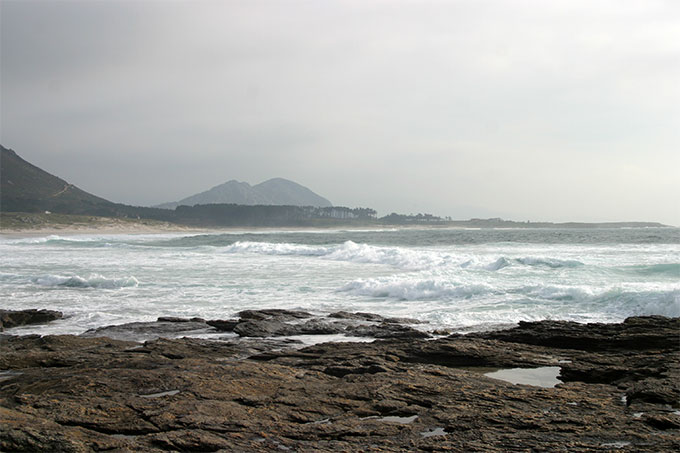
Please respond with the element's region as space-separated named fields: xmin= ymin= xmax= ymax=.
xmin=3 ymin=145 xmax=669 ymax=229
xmin=253 ymin=178 xmax=332 ymax=207
xmin=157 ymin=177 xmax=332 ymax=209
xmin=0 ymin=145 xmax=116 ymax=214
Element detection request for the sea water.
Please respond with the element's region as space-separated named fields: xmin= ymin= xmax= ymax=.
xmin=1 ymin=227 xmax=678 ymax=336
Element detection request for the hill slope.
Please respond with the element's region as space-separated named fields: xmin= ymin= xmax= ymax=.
xmin=157 ymin=177 xmax=332 ymax=209
xmin=1 ymin=145 xmax=115 ymax=214
xmin=254 ymin=178 xmax=332 ymax=207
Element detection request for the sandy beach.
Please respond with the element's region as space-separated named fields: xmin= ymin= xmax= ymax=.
xmin=0 ymin=212 xmax=205 ymax=237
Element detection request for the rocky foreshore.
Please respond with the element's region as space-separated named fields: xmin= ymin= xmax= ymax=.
xmin=1 ymin=310 xmax=678 ymax=452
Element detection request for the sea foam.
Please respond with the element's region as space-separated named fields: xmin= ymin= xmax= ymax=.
xmin=33 ymin=273 xmax=139 ymax=289
xmin=339 ymin=277 xmax=493 ymax=300
xmin=224 ymin=240 xmax=450 ymax=270
xmin=3 ymin=227 xmax=678 ymax=337
xmin=339 ymin=276 xmax=680 ymax=318
xmin=220 ymin=240 xmax=589 ymax=272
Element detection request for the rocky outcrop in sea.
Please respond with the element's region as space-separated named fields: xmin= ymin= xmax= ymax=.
xmin=0 ymin=311 xmax=678 ymax=452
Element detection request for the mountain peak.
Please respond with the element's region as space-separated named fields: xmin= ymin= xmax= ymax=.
xmin=157 ymin=177 xmax=331 ymax=209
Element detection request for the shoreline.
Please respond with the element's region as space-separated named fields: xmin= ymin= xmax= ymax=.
xmin=0 ymin=218 xmax=418 ymax=238
xmin=3 ymin=223 xmax=677 ymax=239
xmin=1 ymin=311 xmax=678 ymax=451
xmin=2 ymin=212 xmax=676 ymax=238
xmin=0 ymin=212 xmax=203 ymax=237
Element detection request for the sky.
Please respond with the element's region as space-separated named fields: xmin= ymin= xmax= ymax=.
xmin=1 ymin=0 xmax=679 ymax=225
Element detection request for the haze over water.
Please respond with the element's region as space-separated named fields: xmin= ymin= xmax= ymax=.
xmin=1 ymin=227 xmax=678 ymax=337
xmin=2 ymin=1 xmax=678 ymax=226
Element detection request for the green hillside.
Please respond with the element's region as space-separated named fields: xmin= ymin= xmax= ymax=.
xmin=1 ymin=145 xmax=115 ymax=214
xmin=0 ymin=146 xmax=376 ymax=226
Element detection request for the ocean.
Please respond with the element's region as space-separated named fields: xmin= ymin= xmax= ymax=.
xmin=1 ymin=227 xmax=679 ymax=337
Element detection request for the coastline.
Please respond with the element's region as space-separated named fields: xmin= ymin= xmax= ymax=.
xmin=3 ymin=212 xmax=675 ymax=238
xmin=0 ymin=213 xmax=205 ymax=237
xmin=0 ymin=224 xmax=406 ymax=239
xmin=1 ymin=311 xmax=678 ymax=451
xmin=0 ymin=212 xmax=414 ymax=238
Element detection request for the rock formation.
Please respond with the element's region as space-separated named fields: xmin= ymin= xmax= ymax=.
xmin=0 ymin=309 xmax=63 ymax=331
xmin=0 ymin=314 xmax=678 ymax=451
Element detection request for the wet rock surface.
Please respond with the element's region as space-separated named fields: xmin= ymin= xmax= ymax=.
xmin=0 ymin=309 xmax=63 ymax=331
xmin=80 ymin=309 xmax=431 ymax=341
xmin=473 ymin=315 xmax=680 ymax=351
xmin=0 ymin=315 xmax=678 ymax=452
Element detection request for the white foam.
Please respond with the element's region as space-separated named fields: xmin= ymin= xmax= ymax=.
xmin=3 ymin=228 xmax=678 ymax=337
xmin=485 ymin=257 xmax=512 ymax=271
xmin=33 ymin=273 xmax=139 ymax=289
xmin=223 ymin=241 xmax=328 ymax=256
xmin=515 ymin=257 xmax=584 ymax=268
xmin=521 ymin=285 xmax=594 ymax=301
xmin=223 ymin=240 xmax=453 ymax=270
xmin=600 ymin=442 xmax=631 ymax=448
xmin=339 ymin=276 xmax=492 ymax=300
xmin=323 ymin=241 xmax=444 ymax=269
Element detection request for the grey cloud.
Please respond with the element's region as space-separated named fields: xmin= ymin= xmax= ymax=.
xmin=1 ymin=0 xmax=679 ymax=224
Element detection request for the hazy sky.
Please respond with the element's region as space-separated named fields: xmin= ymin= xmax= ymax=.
xmin=2 ymin=0 xmax=679 ymax=224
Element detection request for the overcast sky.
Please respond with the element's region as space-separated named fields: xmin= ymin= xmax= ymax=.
xmin=1 ymin=0 xmax=679 ymax=224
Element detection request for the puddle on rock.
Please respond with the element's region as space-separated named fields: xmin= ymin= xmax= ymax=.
xmin=304 ymin=418 xmax=331 ymax=425
xmin=139 ymin=390 xmax=180 ymax=398
xmin=381 ymin=415 xmax=418 ymax=423
xmin=0 ymin=371 xmax=23 ymax=382
xmin=111 ymin=434 xmax=138 ymax=440
xmin=484 ymin=366 xmax=562 ymax=388
xmin=363 ymin=415 xmax=418 ymax=424
xmin=420 ymin=427 xmax=446 ymax=438
xmin=600 ymin=441 xmax=631 ymax=448
xmin=253 ymin=437 xmax=289 ymax=450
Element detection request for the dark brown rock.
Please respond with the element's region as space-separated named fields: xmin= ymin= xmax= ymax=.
xmin=237 ymin=309 xmax=313 ymax=321
xmin=0 ymin=316 xmax=678 ymax=452
xmin=0 ymin=309 xmax=62 ymax=331
xmin=347 ymin=322 xmax=430 ymax=339
xmin=232 ymin=318 xmax=346 ymax=337
xmin=474 ymin=316 xmax=680 ymax=351
xmin=233 ymin=319 xmax=296 ymax=337
xmin=206 ymin=319 xmax=239 ymax=331
xmin=329 ymin=311 xmax=423 ymax=324
xmin=231 ymin=309 xmax=429 ymax=338
xmin=80 ymin=320 xmax=215 ymax=342
xmin=157 ymin=316 xmax=206 ymax=323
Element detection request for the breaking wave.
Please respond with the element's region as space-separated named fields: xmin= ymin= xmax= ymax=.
xmin=223 ymin=241 xmax=448 ymax=270
xmin=338 ymin=276 xmax=680 ymax=317
xmin=222 ymin=241 xmax=589 ymax=272
xmin=223 ymin=241 xmax=329 ymax=256
xmin=483 ymin=256 xmax=584 ymax=271
xmin=514 ymin=257 xmax=584 ymax=268
xmin=339 ymin=277 xmax=494 ymax=300
xmin=620 ymin=263 xmax=680 ymax=278
xmin=33 ymin=273 xmax=139 ymax=289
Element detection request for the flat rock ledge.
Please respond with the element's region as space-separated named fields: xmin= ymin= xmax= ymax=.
xmin=80 ymin=309 xmax=430 ymax=342
xmin=0 ymin=315 xmax=678 ymax=452
xmin=0 ymin=309 xmax=63 ymax=331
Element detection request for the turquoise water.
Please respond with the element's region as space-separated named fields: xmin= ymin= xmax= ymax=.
xmin=1 ymin=227 xmax=678 ymax=336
